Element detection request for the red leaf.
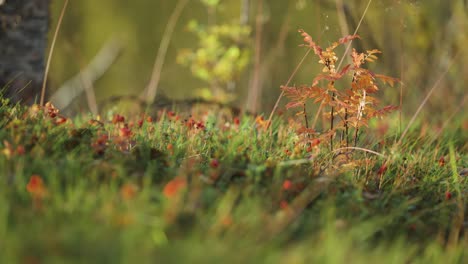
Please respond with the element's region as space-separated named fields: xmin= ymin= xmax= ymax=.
xmin=314 ymin=75 xmax=338 ymax=86
xmin=312 ymin=65 xmax=351 ymax=86
xmin=339 ymin=34 xmax=360 ymax=44
xmin=298 ymin=29 xmax=323 ymax=57
xmin=375 ymin=74 xmax=400 ymax=87
xmin=286 ymin=101 xmax=305 ymax=109
xmin=369 ymin=105 xmax=399 ymax=118
xmin=338 ymin=64 xmax=351 ymax=76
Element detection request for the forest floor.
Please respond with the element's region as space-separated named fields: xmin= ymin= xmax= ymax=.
xmin=0 ymin=95 xmax=466 ymax=263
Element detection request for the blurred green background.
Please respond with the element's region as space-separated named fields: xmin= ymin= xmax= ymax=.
xmin=48 ymin=0 xmax=467 ymax=120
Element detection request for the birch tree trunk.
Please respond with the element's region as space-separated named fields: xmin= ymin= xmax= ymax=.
xmin=0 ymin=0 xmax=50 ymax=103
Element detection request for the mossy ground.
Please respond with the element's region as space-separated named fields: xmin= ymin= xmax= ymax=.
xmin=0 ymin=96 xmax=466 ymax=263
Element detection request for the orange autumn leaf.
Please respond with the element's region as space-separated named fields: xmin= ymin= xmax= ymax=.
xmin=163 ymin=177 xmax=187 ymax=198
xmin=26 ymin=175 xmax=47 ymax=199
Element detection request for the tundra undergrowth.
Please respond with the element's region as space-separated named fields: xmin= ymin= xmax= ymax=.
xmin=0 ymin=92 xmax=466 ymax=263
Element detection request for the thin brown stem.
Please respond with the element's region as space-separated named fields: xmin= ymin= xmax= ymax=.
xmin=336 ymin=0 xmax=373 ymax=71
xmin=311 ymin=101 xmax=324 ymax=130
xmin=256 ymin=2 xmax=291 ymax=114
xmin=344 ymin=107 xmax=349 ymax=147
xmin=267 ymin=49 xmax=311 ymax=130
xmin=40 ymin=0 xmax=69 ymax=106
xmin=335 ymin=0 xmax=351 ymax=149
xmin=333 ymin=146 xmax=386 ymax=158
xmin=143 ymin=0 xmax=190 ymax=104
xmin=335 ymin=0 xmax=351 ymax=67
xmin=353 ymin=126 xmax=360 ymax=147
xmin=330 ymin=91 xmax=335 ymax=151
xmin=399 ymin=7 xmax=404 ymax=135
xmin=303 ymin=103 xmax=309 ymax=129
xmin=246 ymin=0 xmax=264 ymax=113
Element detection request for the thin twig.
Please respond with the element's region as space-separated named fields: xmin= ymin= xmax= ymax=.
xmin=399 ymin=6 xmax=405 ymax=135
xmin=336 ymin=0 xmax=373 ymax=71
xmin=246 ymin=0 xmax=264 ymax=113
xmin=335 ymin=0 xmax=351 ymax=66
xmin=330 ymin=91 xmax=335 ymax=151
xmin=354 ymin=89 xmax=366 ymax=146
xmin=256 ymin=2 xmax=292 ymax=113
xmin=143 ymin=0 xmax=190 ymax=104
xmin=344 ymin=107 xmax=349 ymax=147
xmin=40 ymin=0 xmax=69 ymax=106
xmin=333 ymin=146 xmax=386 ymax=158
xmin=311 ymin=101 xmax=324 ymax=129
xmin=335 ymin=0 xmax=352 ymax=147
xmin=266 ymin=49 xmax=311 ymax=129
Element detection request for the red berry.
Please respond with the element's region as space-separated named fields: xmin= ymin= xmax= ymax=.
xmin=445 ymin=191 xmax=452 ymax=200
xmin=282 ymin=180 xmax=293 ymax=190
xmin=210 ymin=159 xmax=219 ymax=168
